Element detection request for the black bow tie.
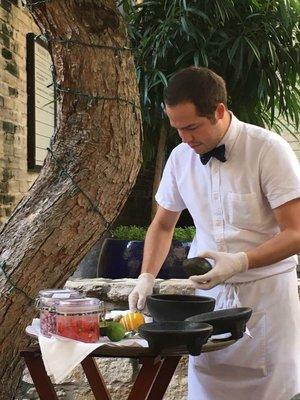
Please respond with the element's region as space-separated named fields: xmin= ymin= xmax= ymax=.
xmin=200 ymin=144 xmax=226 ymax=165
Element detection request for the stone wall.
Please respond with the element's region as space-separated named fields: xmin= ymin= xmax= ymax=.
xmin=16 ymin=278 xmax=195 ymax=400
xmin=0 ymin=0 xmax=39 ymax=224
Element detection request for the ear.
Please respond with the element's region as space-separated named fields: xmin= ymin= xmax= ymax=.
xmin=215 ymin=103 xmax=226 ymax=120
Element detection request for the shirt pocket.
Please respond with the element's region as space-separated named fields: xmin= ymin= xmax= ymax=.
xmin=223 ymin=192 xmax=263 ymax=230
xmin=192 ymin=311 xmax=268 ymax=377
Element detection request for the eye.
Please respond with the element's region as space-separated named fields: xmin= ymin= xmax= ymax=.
xmin=186 ymin=126 xmax=198 ymax=131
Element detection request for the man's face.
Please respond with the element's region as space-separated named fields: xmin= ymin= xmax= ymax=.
xmin=165 ymin=102 xmax=225 ymax=154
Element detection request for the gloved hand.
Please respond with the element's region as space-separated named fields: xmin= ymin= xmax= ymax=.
xmin=128 ymin=273 xmax=155 ymax=311
xmin=189 ymin=251 xmax=249 ymax=290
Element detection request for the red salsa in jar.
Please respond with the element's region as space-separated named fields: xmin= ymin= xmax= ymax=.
xmin=56 ymin=298 xmax=105 ymax=343
xmin=36 ymin=289 xmax=82 ymax=338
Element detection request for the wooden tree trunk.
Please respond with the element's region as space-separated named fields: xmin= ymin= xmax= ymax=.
xmin=151 ymin=124 xmax=167 ymax=220
xmin=0 ymin=1 xmax=142 ymax=397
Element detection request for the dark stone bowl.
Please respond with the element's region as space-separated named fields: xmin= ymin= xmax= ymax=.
xmin=185 ymin=307 xmax=253 ymax=339
xmin=138 ymin=321 xmax=213 ymax=356
xmin=146 ymin=294 xmax=215 ymax=322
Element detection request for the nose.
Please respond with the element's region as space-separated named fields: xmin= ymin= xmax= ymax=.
xmin=178 ymin=131 xmax=193 ymax=144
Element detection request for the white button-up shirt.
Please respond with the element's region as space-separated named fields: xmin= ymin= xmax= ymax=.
xmin=156 ymin=113 xmax=300 ymax=282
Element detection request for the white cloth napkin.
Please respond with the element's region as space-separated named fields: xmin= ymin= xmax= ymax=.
xmin=26 ymin=318 xmax=148 ymax=383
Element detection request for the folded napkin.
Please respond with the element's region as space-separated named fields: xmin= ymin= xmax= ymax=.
xmin=26 ymin=318 xmax=148 ymax=383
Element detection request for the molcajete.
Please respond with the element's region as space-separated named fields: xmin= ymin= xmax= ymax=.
xmin=138 ymin=321 xmax=213 ymax=356
xmin=146 ymin=294 xmax=215 ymax=322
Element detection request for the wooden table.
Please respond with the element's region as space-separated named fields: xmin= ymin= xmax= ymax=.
xmin=20 ymin=338 xmax=236 ymax=400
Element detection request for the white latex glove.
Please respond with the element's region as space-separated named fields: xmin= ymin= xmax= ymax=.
xmin=128 ymin=273 xmax=155 ymax=311
xmin=189 ymin=251 xmax=249 ymax=290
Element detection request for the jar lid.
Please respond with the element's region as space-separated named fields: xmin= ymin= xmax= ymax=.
xmin=56 ymin=297 xmax=104 ymax=314
xmin=37 ymin=289 xmax=83 ymax=308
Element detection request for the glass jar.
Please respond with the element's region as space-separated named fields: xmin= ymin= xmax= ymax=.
xmin=56 ymin=298 xmax=105 ymax=343
xmin=36 ymin=289 xmax=82 ymax=338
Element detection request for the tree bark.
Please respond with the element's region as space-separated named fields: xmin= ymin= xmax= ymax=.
xmin=0 ymin=1 xmax=142 ymax=397
xmin=151 ymin=124 xmax=167 ymax=220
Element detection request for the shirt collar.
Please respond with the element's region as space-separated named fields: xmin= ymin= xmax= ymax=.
xmin=218 ymin=112 xmax=241 ymax=160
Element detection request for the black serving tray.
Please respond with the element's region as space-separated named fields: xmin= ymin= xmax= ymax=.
xmin=138 ymin=321 xmax=213 ymax=356
xmin=185 ymin=307 xmax=252 ymax=339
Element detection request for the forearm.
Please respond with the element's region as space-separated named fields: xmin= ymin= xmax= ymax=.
xmin=246 ymin=228 xmax=300 ymax=269
xmin=141 ymin=221 xmax=174 ymax=277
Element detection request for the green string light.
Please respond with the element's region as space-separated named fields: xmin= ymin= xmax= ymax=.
xmin=0 ymin=261 xmax=34 ymax=303
xmin=25 ymin=0 xmax=52 ymax=9
xmin=46 ymin=37 xmax=132 ymax=53
xmin=56 ymin=86 xmax=140 ymax=110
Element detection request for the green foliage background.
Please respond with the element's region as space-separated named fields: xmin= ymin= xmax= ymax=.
xmin=120 ymin=0 xmax=299 ymax=163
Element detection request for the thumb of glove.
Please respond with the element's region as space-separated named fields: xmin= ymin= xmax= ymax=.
xmin=129 ymin=291 xmax=139 ymax=312
xmin=198 ymin=250 xmax=219 ymax=262
xmin=137 ymin=295 xmax=146 ymax=311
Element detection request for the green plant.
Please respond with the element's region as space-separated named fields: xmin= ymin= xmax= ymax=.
xmin=173 ymin=226 xmax=196 ymax=242
xmin=112 ymin=225 xmax=147 ymax=240
xmin=111 ymin=225 xmax=195 ymax=242
xmin=122 ymin=0 xmax=299 ymax=138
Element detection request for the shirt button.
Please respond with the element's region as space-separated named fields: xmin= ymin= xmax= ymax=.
xmin=213 ymin=193 xmax=218 ymax=200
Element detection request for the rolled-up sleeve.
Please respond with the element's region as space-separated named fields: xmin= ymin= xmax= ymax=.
xmin=260 ymin=137 xmax=300 ymax=209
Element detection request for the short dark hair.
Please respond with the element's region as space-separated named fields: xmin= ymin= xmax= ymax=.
xmin=164 ymin=67 xmax=227 ymax=118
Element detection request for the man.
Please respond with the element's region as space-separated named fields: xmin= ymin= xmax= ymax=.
xmin=129 ymin=67 xmax=300 ymax=400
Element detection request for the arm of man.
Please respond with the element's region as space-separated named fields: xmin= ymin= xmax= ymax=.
xmin=129 ymin=206 xmax=181 ymax=310
xmin=141 ymin=206 xmax=181 ymax=275
xmin=190 ymin=198 xmax=300 ymax=289
xmin=247 ymin=197 xmax=300 ymax=268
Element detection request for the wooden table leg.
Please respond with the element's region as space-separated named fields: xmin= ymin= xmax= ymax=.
xmin=146 ymin=356 xmax=181 ymax=400
xmin=127 ymin=357 xmax=163 ymax=400
xmin=81 ymin=356 xmax=111 ymax=400
xmin=20 ymin=348 xmax=59 ymax=400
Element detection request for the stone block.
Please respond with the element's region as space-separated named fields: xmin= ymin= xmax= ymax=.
xmin=0 ymin=193 xmax=15 ymax=204
xmin=1 ymin=22 xmax=12 ymax=37
xmin=59 ymin=364 xmax=87 ymax=385
xmin=164 ymin=356 xmax=188 ymax=400
xmin=3 ymin=120 xmax=17 ymax=133
xmin=159 ymin=279 xmax=195 ymax=295
xmin=2 ymin=167 xmax=14 ymax=181
xmin=107 ymin=279 xmax=139 ymax=302
xmin=64 ymin=277 xmax=112 ymax=299
xmin=95 ymin=357 xmax=134 ymax=384
xmin=0 ymin=2 xmax=12 ymax=14
xmin=0 ymin=5 xmax=10 ymax=22
xmin=0 ymin=32 xmax=10 ymax=47
xmin=0 ymin=95 xmax=4 ymax=106
xmin=5 ymin=60 xmax=19 ymax=77
xmin=8 ymin=180 xmax=20 ymax=194
xmin=2 ymin=47 xmax=12 ymax=59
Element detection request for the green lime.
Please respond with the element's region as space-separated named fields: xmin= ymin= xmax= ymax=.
xmin=106 ymin=321 xmax=126 ymax=342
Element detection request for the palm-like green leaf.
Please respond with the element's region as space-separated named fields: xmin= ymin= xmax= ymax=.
xmin=119 ymin=0 xmax=299 ymax=164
